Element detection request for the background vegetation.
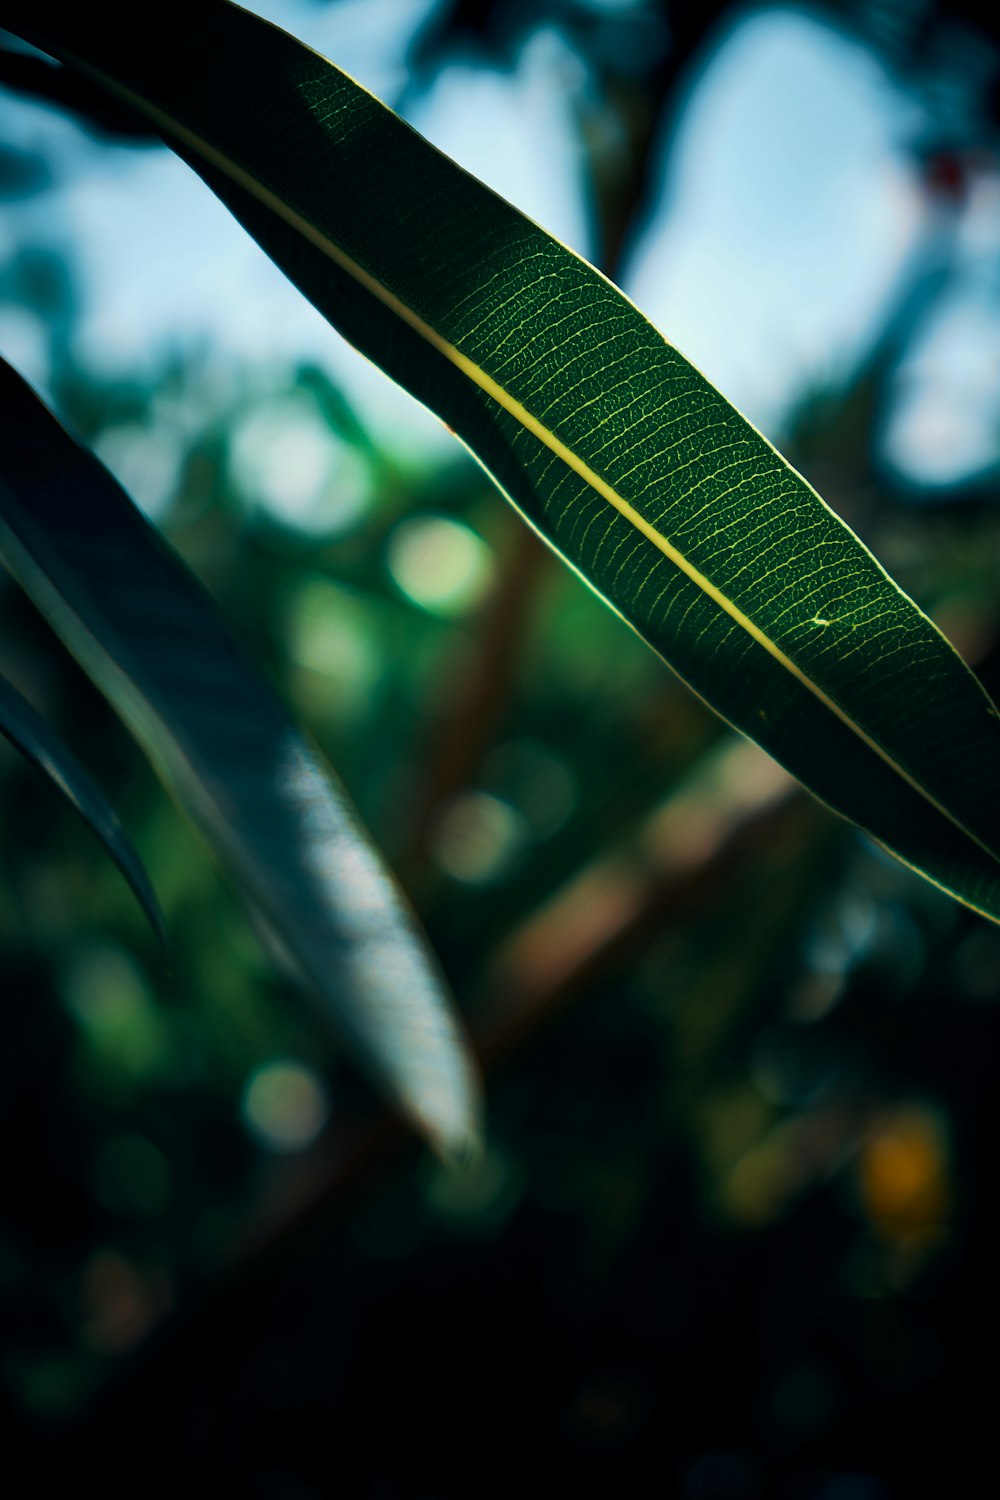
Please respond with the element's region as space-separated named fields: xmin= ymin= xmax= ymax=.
xmin=2 ymin=1 xmax=1000 ymax=1493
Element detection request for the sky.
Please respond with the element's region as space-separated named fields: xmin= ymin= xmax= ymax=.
xmin=0 ymin=0 xmax=996 ymax=489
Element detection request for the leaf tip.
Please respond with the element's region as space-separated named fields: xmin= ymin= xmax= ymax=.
xmin=411 ymin=1064 xmax=485 ymax=1166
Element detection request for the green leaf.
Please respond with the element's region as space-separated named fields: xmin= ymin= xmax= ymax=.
xmin=0 ymin=358 xmax=480 ymax=1156
xmin=0 ymin=670 xmax=166 ymax=948
xmin=10 ymin=1 xmax=1000 ymax=920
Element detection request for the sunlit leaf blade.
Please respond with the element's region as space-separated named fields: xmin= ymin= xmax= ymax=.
xmin=0 ymin=358 xmax=481 ymax=1156
xmin=11 ymin=1 xmax=1000 ymax=921
xmin=0 ymin=670 xmax=166 ymax=948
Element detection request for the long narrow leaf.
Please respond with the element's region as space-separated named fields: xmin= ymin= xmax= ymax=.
xmin=0 ymin=358 xmax=480 ymax=1156
xmin=10 ymin=1 xmax=1000 ymax=922
xmin=0 ymin=670 xmax=166 ymax=947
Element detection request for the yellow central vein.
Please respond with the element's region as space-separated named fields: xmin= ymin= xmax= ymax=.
xmin=64 ymin=50 xmax=998 ymax=862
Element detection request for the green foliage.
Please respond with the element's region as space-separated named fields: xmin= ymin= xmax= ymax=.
xmin=12 ymin=0 xmax=1000 ymax=927
xmin=2 ymin=2 xmax=1000 ymax=1480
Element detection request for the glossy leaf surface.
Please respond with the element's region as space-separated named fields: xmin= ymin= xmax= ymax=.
xmin=0 ymin=358 xmax=480 ymax=1155
xmin=11 ymin=0 xmax=1000 ymax=921
xmin=0 ymin=670 xmax=165 ymax=947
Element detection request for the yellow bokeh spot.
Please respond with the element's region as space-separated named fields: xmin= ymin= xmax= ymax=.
xmin=859 ymin=1105 xmax=950 ymax=1241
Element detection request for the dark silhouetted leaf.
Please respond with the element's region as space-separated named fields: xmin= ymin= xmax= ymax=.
xmin=0 ymin=670 xmax=165 ymax=948
xmin=0 ymin=357 xmax=480 ymax=1156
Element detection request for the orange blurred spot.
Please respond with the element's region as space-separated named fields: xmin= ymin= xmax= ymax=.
xmin=859 ymin=1106 xmax=950 ymax=1242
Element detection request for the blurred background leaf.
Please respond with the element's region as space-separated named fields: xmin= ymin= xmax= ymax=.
xmin=0 ymin=356 xmax=480 ymax=1158
xmin=0 ymin=670 xmax=165 ymax=949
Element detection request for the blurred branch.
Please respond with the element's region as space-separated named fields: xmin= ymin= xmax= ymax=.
xmin=400 ymin=514 xmax=550 ymax=888
xmin=225 ymin=736 xmax=808 ymax=1270
xmin=474 ymin=736 xmax=801 ymax=1065
xmin=584 ymin=2 xmax=735 ymax=275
